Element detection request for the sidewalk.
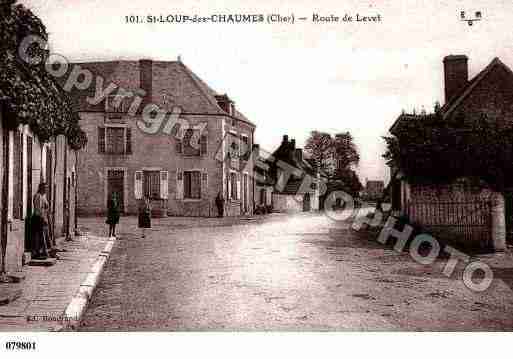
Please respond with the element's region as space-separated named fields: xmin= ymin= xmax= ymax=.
xmin=0 ymin=233 xmax=114 ymax=331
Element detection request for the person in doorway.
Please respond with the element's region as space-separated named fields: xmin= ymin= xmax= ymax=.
xmin=215 ymin=192 xmax=225 ymax=218
xmin=31 ymin=183 xmax=57 ymax=259
xmin=138 ymin=196 xmax=152 ymax=238
xmin=106 ymin=192 xmax=120 ymax=237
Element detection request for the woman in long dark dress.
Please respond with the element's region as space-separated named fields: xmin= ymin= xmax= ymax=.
xmin=138 ymin=196 xmax=151 ymax=238
xmin=106 ymin=192 xmax=120 ymax=237
xmin=31 ymin=183 xmax=50 ymax=259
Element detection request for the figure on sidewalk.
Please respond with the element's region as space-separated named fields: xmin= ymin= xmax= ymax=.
xmin=31 ymin=183 xmax=57 ymax=259
xmin=138 ymin=196 xmax=152 ymax=238
xmin=215 ymin=192 xmax=225 ymax=218
xmin=106 ymin=192 xmax=120 ymax=238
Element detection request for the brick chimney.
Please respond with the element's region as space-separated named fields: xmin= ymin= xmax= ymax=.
xmin=443 ymin=55 xmax=468 ymax=103
xmin=139 ymin=59 xmax=153 ymax=108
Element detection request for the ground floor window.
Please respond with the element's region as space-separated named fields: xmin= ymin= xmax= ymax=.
xmin=184 ymin=171 xmax=201 ymax=199
xmin=143 ymin=171 xmax=160 ymax=199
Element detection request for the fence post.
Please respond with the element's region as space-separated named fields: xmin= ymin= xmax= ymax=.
xmin=491 ymin=192 xmax=506 ymax=251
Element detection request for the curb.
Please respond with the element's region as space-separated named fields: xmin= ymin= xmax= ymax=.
xmin=56 ymin=235 xmax=117 ymax=331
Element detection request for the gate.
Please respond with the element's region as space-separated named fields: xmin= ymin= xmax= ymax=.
xmin=406 ymin=200 xmax=492 ymax=246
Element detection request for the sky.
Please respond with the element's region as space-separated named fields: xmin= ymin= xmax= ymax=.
xmin=20 ymin=0 xmax=513 ymax=184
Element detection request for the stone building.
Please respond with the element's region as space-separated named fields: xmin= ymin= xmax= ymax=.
xmin=70 ymin=59 xmax=256 ymax=217
xmin=388 ymin=55 xmax=513 ymax=251
xmin=268 ymin=135 xmax=319 ymax=213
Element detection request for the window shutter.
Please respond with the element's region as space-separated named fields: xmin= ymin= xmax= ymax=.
xmin=176 ymin=139 xmax=182 ymax=154
xmin=98 ymin=127 xmax=105 ymax=153
xmin=134 ymin=171 xmax=143 ymax=199
xmin=200 ymin=135 xmax=207 ymax=156
xmin=237 ymin=173 xmax=241 ymax=201
xmin=201 ymin=170 xmax=208 ymax=197
xmin=227 ymin=174 xmax=232 ymax=200
xmin=176 ymin=170 xmax=183 ymax=199
xmin=126 ymin=127 xmax=132 ymax=154
xmin=160 ymin=171 xmax=169 ymax=199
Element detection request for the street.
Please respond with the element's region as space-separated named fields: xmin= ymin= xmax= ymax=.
xmin=79 ymin=212 xmax=513 ymax=331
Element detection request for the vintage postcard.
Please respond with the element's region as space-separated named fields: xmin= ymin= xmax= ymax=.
xmin=0 ymin=0 xmax=512 ymax=357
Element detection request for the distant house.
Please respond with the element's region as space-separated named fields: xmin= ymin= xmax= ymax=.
xmin=363 ymin=180 xmax=384 ymax=201
xmin=388 ymin=55 xmax=513 ymax=251
xmin=68 ymin=59 xmax=256 ymax=217
xmin=267 ymin=135 xmax=319 ymax=213
xmin=253 ymin=144 xmax=273 ymax=211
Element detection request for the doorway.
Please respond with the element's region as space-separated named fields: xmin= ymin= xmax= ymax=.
xmin=303 ymin=192 xmax=311 ymax=212
xmin=107 ymin=170 xmax=125 ymax=213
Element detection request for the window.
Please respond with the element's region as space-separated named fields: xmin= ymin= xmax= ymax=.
xmin=230 ymin=172 xmax=237 ymax=200
xmin=106 ymin=94 xmax=131 ymax=113
xmin=184 ymin=171 xmax=201 ymax=199
xmin=183 ymin=129 xmax=200 ymax=156
xmin=98 ymin=126 xmax=132 ymax=154
xmin=241 ymin=135 xmax=249 ymax=159
xmin=181 ymin=129 xmax=207 ymax=156
xmin=143 ymin=171 xmax=160 ymax=199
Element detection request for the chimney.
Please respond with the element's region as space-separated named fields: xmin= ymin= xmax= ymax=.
xmin=290 ymin=139 xmax=296 ymax=150
xmin=443 ymin=55 xmax=468 ymax=103
xmin=139 ymin=59 xmax=153 ymax=108
xmin=295 ymin=148 xmax=303 ymax=162
xmin=282 ymin=135 xmax=289 ymax=144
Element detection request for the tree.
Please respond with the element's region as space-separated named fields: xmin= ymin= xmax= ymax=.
xmin=333 ymin=131 xmax=360 ymax=171
xmin=383 ymin=112 xmax=513 ymax=191
xmin=305 ymin=130 xmax=360 ymax=177
xmin=304 ymin=131 xmax=335 ymax=175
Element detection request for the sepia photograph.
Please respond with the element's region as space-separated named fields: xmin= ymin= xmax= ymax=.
xmin=0 ymin=0 xmax=512 ymax=357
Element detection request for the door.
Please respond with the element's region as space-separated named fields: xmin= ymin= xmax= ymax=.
xmin=45 ymin=148 xmax=52 ymax=202
xmin=303 ymin=192 xmax=311 ymax=212
xmin=25 ymin=137 xmax=33 ymax=250
xmin=107 ymin=170 xmax=124 ymax=213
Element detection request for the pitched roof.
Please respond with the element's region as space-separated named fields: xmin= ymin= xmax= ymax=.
xmin=61 ymin=59 xmax=254 ymax=126
xmin=389 ymin=57 xmax=513 ymax=134
xmin=440 ymin=57 xmax=513 ymax=118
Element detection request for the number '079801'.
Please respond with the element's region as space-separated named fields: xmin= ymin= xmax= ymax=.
xmin=5 ymin=342 xmax=36 ymax=350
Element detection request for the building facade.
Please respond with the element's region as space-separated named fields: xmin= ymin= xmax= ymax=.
xmin=1 ymin=102 xmax=77 ymax=272
xmin=71 ymin=59 xmax=256 ymax=217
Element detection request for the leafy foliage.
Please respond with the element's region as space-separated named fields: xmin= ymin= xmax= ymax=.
xmin=383 ymin=112 xmax=513 ymax=191
xmin=0 ymin=2 xmax=86 ymax=148
xmin=304 ymin=130 xmax=360 ymax=177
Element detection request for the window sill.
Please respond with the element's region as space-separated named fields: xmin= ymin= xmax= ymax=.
xmin=180 ymin=155 xmax=207 ymax=159
xmin=182 ymin=198 xmax=203 ymax=202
